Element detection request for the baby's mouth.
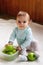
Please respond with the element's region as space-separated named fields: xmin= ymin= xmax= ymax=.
xmin=19 ymin=25 xmax=24 ymax=27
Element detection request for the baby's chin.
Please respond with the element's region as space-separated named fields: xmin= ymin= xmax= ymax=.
xmin=18 ymin=27 xmax=25 ymax=30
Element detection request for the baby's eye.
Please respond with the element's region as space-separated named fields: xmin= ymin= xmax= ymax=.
xmin=23 ymin=21 xmax=26 ymax=23
xmin=18 ymin=21 xmax=21 ymax=23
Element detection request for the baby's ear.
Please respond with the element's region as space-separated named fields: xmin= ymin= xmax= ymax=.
xmin=30 ymin=19 xmax=32 ymax=23
xmin=28 ymin=19 xmax=32 ymax=24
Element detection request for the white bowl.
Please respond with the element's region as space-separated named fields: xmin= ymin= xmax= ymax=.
xmin=0 ymin=48 xmax=19 ymax=61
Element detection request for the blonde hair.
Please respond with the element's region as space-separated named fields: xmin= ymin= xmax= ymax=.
xmin=17 ymin=11 xmax=30 ymax=21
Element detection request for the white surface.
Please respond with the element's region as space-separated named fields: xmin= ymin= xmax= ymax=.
xmin=0 ymin=19 xmax=43 ymax=65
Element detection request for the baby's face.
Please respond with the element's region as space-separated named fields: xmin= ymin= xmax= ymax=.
xmin=16 ymin=16 xmax=29 ymax=29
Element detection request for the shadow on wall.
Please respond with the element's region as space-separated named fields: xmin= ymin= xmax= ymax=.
xmin=0 ymin=14 xmax=16 ymax=20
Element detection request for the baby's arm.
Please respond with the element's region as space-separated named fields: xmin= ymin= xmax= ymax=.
xmin=8 ymin=28 xmax=16 ymax=44
xmin=5 ymin=28 xmax=16 ymax=46
xmin=21 ymin=28 xmax=33 ymax=49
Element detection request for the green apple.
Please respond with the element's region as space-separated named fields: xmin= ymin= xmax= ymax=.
xmin=13 ymin=49 xmax=17 ymax=53
xmin=2 ymin=45 xmax=17 ymax=55
xmin=2 ymin=48 xmax=9 ymax=53
xmin=7 ymin=52 xmax=13 ymax=55
xmin=27 ymin=52 xmax=36 ymax=61
xmin=5 ymin=45 xmax=14 ymax=51
xmin=3 ymin=50 xmax=7 ymax=54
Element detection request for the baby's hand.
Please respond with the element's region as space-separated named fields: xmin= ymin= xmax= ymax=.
xmin=16 ymin=46 xmax=22 ymax=51
xmin=5 ymin=42 xmax=13 ymax=47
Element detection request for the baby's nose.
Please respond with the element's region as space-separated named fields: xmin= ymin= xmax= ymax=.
xmin=21 ymin=22 xmax=23 ymax=24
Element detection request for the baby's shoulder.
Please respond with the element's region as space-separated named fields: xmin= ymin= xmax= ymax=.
xmin=12 ymin=27 xmax=18 ymax=33
xmin=25 ymin=27 xmax=32 ymax=34
xmin=15 ymin=27 xmax=18 ymax=30
xmin=27 ymin=26 xmax=32 ymax=32
xmin=13 ymin=27 xmax=18 ymax=31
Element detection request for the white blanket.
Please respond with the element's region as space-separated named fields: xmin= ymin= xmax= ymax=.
xmin=0 ymin=18 xmax=43 ymax=65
